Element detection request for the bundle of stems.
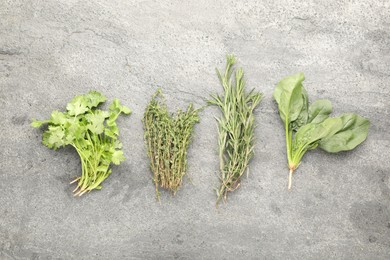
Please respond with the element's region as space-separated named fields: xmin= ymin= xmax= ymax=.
xmin=143 ymin=89 xmax=200 ymax=198
xmin=209 ymin=55 xmax=263 ymax=204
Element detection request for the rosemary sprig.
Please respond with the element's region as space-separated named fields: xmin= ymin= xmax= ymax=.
xmin=143 ymin=89 xmax=201 ymax=199
xmin=209 ymin=55 xmax=263 ymax=204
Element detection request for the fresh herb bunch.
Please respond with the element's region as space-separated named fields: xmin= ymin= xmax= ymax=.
xmin=209 ymin=55 xmax=263 ymax=204
xmin=143 ymin=89 xmax=200 ymax=198
xmin=273 ymin=73 xmax=370 ymax=189
xmin=32 ymin=91 xmax=131 ymax=196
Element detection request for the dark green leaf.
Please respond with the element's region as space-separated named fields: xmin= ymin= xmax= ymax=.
xmin=319 ymin=113 xmax=370 ymax=153
xmin=291 ymin=87 xmax=309 ymax=131
xmin=308 ymin=99 xmax=332 ymax=124
xmin=293 ymin=117 xmax=342 ymax=152
xmin=273 ymin=73 xmax=305 ymax=124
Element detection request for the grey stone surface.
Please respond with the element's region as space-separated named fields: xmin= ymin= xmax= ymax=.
xmin=1 ymin=0 xmax=389 ymax=259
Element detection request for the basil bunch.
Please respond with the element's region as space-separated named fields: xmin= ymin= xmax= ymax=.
xmin=273 ymin=73 xmax=370 ymax=189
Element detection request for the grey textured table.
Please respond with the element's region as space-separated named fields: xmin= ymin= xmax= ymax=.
xmin=1 ymin=1 xmax=389 ymax=259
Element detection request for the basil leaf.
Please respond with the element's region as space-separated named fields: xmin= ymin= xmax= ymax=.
xmin=308 ymin=99 xmax=332 ymax=124
xmin=319 ymin=113 xmax=370 ymax=153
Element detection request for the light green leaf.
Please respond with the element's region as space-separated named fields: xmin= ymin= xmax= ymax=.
xmin=97 ymin=164 xmax=109 ymax=172
xmin=84 ymin=91 xmax=106 ymax=108
xmin=50 ymin=111 xmax=68 ymax=125
xmin=66 ymin=120 xmax=85 ymax=141
xmin=42 ymin=126 xmax=66 ymax=149
xmin=122 ymin=105 xmax=131 ymax=115
xmin=112 ymin=150 xmax=125 ymax=165
xmin=104 ymin=128 xmax=116 ymax=139
xmin=109 ymin=99 xmax=121 ymax=112
xmin=31 ymin=119 xmax=48 ymax=128
xmin=110 ymin=124 xmax=119 ymax=135
xmin=86 ymin=111 xmax=107 ymax=134
xmin=66 ymin=96 xmax=88 ymax=116
xmin=113 ymin=140 xmax=123 ymax=149
xmin=109 ymin=98 xmax=131 ymax=114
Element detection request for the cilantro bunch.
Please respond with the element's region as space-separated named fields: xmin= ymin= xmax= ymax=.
xmin=32 ymin=91 xmax=131 ymax=196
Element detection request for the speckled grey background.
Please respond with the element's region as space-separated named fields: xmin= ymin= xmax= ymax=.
xmin=1 ymin=0 xmax=389 ymax=259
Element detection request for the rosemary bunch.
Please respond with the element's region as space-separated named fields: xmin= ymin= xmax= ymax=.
xmin=143 ymin=89 xmax=200 ymax=198
xmin=209 ymin=55 xmax=263 ymax=204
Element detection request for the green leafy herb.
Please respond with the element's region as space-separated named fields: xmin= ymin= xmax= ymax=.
xmin=143 ymin=89 xmax=200 ymax=199
xmin=209 ymin=55 xmax=263 ymax=204
xmin=32 ymin=91 xmax=131 ymax=196
xmin=273 ymin=73 xmax=370 ymax=189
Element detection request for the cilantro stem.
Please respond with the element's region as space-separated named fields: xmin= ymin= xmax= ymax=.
xmin=70 ymin=177 xmax=80 ymax=184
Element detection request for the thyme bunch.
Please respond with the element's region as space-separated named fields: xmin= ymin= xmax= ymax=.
xmin=143 ymin=89 xmax=200 ymax=199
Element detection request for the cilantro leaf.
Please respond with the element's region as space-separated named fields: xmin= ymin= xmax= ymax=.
xmin=66 ymin=96 xmax=88 ymax=116
xmin=85 ymin=110 xmax=109 ymax=134
xmin=84 ymin=91 xmax=107 ymax=108
xmin=111 ymin=150 xmax=125 ymax=165
xmin=31 ymin=119 xmax=49 ymax=128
